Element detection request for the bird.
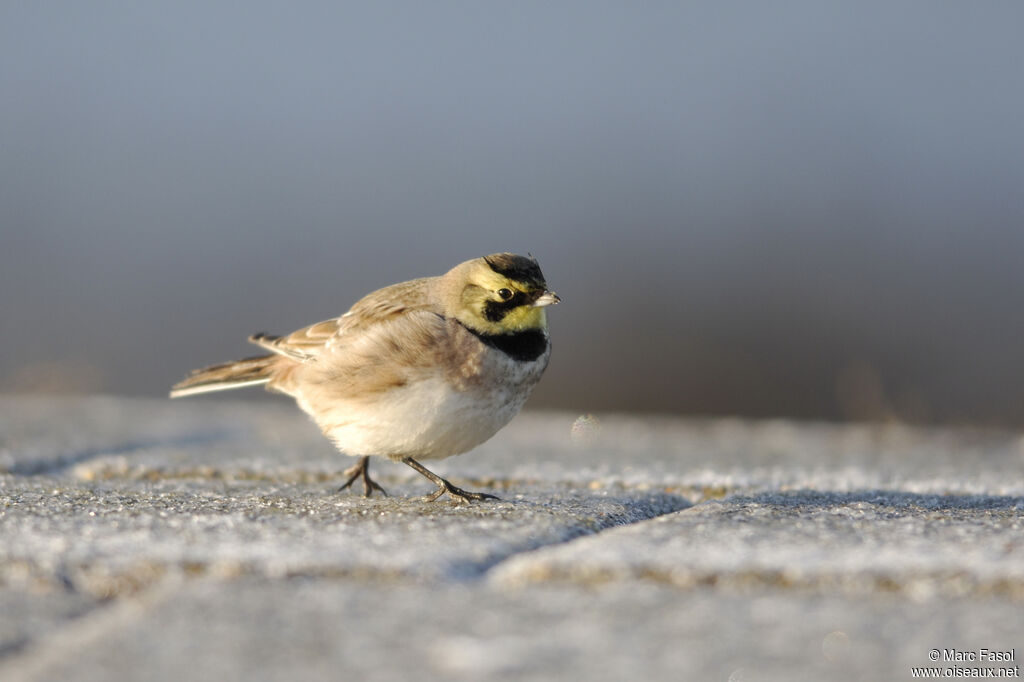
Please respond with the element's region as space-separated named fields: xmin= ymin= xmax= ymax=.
xmin=170 ymin=253 xmax=559 ymax=503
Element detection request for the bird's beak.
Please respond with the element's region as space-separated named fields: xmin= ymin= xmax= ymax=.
xmin=532 ymin=290 xmax=561 ymax=307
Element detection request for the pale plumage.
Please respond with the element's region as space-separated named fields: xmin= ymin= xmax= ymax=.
xmin=170 ymin=253 xmax=559 ymax=502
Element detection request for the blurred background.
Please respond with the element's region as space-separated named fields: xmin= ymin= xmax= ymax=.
xmin=3 ymin=2 xmax=1023 ymax=425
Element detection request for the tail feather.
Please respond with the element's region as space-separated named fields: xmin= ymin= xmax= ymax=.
xmin=169 ymin=355 xmax=276 ymax=398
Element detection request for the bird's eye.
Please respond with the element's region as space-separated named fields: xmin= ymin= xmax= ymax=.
xmin=497 ymin=288 xmax=514 ymax=301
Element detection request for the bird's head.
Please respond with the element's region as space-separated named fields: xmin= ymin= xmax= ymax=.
xmin=442 ymin=253 xmax=560 ymax=335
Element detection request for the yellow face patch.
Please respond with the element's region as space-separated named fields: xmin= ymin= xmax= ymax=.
xmin=455 ymin=265 xmax=550 ymax=335
xmin=474 ymin=269 xmax=520 ymax=292
xmin=497 ymin=304 xmax=547 ymax=333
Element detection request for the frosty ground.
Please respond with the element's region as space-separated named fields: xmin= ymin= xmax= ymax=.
xmin=1 ymin=396 xmax=1022 ymax=682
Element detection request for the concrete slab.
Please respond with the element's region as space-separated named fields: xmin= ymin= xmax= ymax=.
xmin=0 ymin=477 xmax=686 ymax=588
xmin=3 ymin=578 xmax=1020 ymax=682
xmin=492 ymin=490 xmax=1024 ymax=599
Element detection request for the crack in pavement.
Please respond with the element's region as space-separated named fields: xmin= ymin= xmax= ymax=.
xmin=1 ymin=431 xmax=238 ymax=477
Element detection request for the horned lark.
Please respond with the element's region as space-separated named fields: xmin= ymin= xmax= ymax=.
xmin=170 ymin=253 xmax=559 ymax=503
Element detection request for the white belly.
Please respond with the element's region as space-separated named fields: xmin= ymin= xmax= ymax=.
xmin=295 ymin=353 xmax=547 ymax=460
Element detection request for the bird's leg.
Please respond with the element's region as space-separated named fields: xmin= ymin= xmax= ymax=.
xmin=337 ymin=456 xmax=388 ymax=497
xmin=401 ymin=457 xmax=499 ymax=503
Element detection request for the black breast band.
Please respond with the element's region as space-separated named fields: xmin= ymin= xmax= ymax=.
xmin=465 ymin=327 xmax=549 ymax=362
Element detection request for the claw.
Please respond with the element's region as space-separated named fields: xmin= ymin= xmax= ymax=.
xmin=424 ymin=482 xmax=500 ymax=504
xmin=402 ymin=457 xmax=500 ymax=503
xmin=337 ymin=456 xmax=388 ymax=498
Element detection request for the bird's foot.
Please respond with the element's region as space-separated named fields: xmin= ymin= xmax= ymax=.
xmin=337 ymin=456 xmax=388 ymax=498
xmin=401 ymin=456 xmax=498 ymax=503
xmin=422 ymin=480 xmax=500 ymax=504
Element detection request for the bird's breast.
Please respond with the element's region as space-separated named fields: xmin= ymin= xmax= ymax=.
xmin=444 ymin=323 xmax=551 ymax=393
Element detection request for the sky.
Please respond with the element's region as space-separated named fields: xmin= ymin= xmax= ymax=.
xmin=3 ymin=2 xmax=1024 ymax=424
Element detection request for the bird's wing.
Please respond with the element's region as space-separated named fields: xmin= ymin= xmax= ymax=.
xmin=297 ymin=308 xmax=454 ymax=400
xmin=335 ymin=277 xmax=438 ymax=335
xmin=249 ymin=320 xmax=339 ymax=360
xmin=248 ymin=277 xmax=441 ymax=361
